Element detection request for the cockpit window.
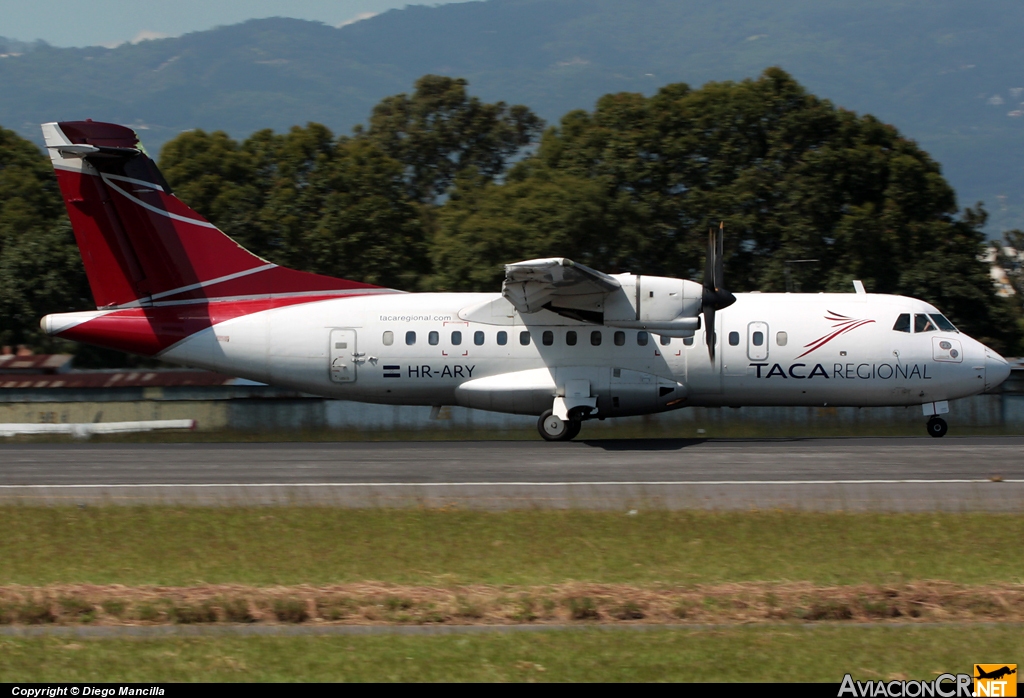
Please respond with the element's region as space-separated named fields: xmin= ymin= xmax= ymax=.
xmin=893 ymin=314 xmax=910 ymax=333
xmin=929 ymin=314 xmax=958 ymax=332
xmin=914 ymin=314 xmax=936 ymax=333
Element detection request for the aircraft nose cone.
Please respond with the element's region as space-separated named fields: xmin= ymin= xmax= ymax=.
xmin=985 ymin=349 xmax=1011 ymax=391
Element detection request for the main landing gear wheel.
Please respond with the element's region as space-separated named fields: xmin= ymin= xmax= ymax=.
xmin=566 ymin=419 xmax=582 ymax=440
xmin=538 ymin=410 xmax=581 ymax=442
xmin=927 ymin=417 xmax=948 ymax=438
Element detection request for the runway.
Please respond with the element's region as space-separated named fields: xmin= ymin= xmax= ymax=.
xmin=1 ymin=437 xmax=1023 ymax=510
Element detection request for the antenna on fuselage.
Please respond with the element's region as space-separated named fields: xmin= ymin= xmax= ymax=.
xmin=701 ymin=221 xmax=736 ymax=361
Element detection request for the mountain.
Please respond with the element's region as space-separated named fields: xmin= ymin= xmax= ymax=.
xmin=2 ymin=0 xmax=1023 ymax=233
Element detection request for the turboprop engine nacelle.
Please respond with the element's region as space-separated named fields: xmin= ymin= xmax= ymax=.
xmin=601 ymin=274 xmax=704 ymax=335
xmin=500 ymin=259 xmax=703 ymax=335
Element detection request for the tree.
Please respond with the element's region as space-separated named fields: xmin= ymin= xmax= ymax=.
xmin=0 ymin=219 xmax=92 ymax=352
xmin=520 ymin=67 xmax=1018 ymax=351
xmin=160 ymin=123 xmax=430 ymax=290
xmin=431 ymin=163 xmax=612 ymax=291
xmin=0 ymin=126 xmax=92 ymax=351
xmin=360 ymin=75 xmax=544 ymax=202
xmin=0 ymin=125 xmax=63 ymax=256
xmin=157 ymin=129 xmax=264 ymax=253
xmin=284 ymin=138 xmax=430 ymax=290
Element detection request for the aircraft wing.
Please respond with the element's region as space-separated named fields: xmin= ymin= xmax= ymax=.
xmin=502 ymin=258 xmax=620 ymax=315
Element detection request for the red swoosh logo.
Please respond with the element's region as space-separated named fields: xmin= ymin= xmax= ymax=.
xmin=795 ymin=311 xmax=876 ymax=359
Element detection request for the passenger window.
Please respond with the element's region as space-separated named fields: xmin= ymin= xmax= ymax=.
xmin=914 ymin=314 xmax=936 ymax=333
xmin=614 ymin=331 xmax=625 ymax=346
xmin=930 ymin=314 xmax=958 ymax=332
xmin=382 ymin=331 xmax=394 ymax=346
xmin=405 ymin=331 xmax=416 ymax=346
xmin=520 ymin=331 xmax=531 ymax=346
xmin=637 ymin=331 xmax=649 ymax=347
xmin=660 ymin=335 xmax=671 ymax=346
xmin=566 ymin=330 xmax=577 ymax=346
xmin=428 ymin=331 xmax=439 ymax=346
xmin=451 ymin=331 xmax=462 ymax=346
xmin=683 ymin=336 xmax=694 ymax=346
xmin=474 ymin=330 xmax=485 ymax=346
xmin=752 ymin=331 xmax=764 ymax=347
xmin=542 ymin=330 xmax=554 ymax=346
xmin=497 ymin=331 xmax=507 ymax=346
xmin=893 ymin=314 xmax=911 ymax=333
xmin=728 ymin=331 xmax=740 ymax=346
xmin=591 ymin=331 xmax=602 ymax=346
xmin=776 ymin=331 xmax=788 ymax=346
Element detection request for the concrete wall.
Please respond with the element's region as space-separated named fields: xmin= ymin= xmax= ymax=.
xmin=0 ymin=400 xmax=229 ymax=429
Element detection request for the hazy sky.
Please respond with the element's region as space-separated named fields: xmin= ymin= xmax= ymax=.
xmin=0 ymin=1 xmax=473 ymax=48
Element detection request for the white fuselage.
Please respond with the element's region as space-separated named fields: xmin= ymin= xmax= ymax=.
xmin=152 ymin=291 xmax=1008 ymax=418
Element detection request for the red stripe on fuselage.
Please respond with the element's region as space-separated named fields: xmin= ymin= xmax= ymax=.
xmin=52 ymin=293 xmax=386 ymax=356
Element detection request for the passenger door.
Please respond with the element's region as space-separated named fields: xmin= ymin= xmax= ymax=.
xmin=329 ymin=329 xmax=358 ymax=383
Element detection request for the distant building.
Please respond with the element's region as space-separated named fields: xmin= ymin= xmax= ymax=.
xmin=986 ymin=245 xmax=1021 ymax=297
xmin=0 ymin=351 xmax=73 ymax=375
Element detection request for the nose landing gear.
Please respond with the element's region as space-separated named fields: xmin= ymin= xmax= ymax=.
xmin=926 ymin=417 xmax=948 ymax=438
xmin=537 ymin=409 xmax=582 ymax=441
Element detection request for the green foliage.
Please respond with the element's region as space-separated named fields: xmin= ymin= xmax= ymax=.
xmin=535 ymin=69 xmax=949 ymax=284
xmin=566 ymin=596 xmax=600 ymax=620
xmin=272 ymin=598 xmax=309 ymax=623
xmin=0 ymin=125 xmax=62 ymax=249
xmin=0 ymin=127 xmax=92 ymax=350
xmin=480 ymin=68 xmax=1017 ymax=350
xmin=0 ymin=219 xmax=92 ymax=350
xmin=157 ymin=129 xmax=264 ymax=253
xmin=361 ymin=75 xmax=544 ymax=202
xmin=431 ymin=164 xmax=611 ymax=291
xmin=159 ymin=125 xmax=430 ymax=290
xmin=0 ymin=69 xmax=1021 ymax=356
xmin=167 ymin=600 xmax=217 ymax=624
xmin=100 ymin=599 xmax=126 ymax=618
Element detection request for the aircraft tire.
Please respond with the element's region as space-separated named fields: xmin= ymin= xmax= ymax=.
xmin=926 ymin=417 xmax=948 ymax=438
xmin=538 ymin=410 xmax=575 ymax=441
xmin=566 ymin=420 xmax=582 ymax=440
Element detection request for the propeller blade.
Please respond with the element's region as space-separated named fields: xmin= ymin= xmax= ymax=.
xmin=705 ymin=306 xmax=716 ymax=361
xmin=701 ymin=221 xmax=733 ymax=362
xmin=704 ymin=227 xmax=715 ymax=293
xmin=715 ymin=221 xmax=724 ymax=291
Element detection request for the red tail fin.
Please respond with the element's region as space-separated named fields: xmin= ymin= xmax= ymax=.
xmin=42 ymin=120 xmax=384 ymax=308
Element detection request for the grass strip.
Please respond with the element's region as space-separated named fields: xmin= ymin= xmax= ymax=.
xmin=1 ymin=625 xmax=1021 ymax=682
xmin=0 ymin=508 xmax=1022 ymax=587
xmin=0 ymin=582 xmax=1022 ymax=626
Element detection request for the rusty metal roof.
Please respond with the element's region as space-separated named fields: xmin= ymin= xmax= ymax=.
xmin=0 ymin=354 xmax=73 ymax=373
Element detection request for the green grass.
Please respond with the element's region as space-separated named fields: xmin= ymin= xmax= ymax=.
xmin=1 ymin=508 xmax=1022 ymax=586
xmin=0 ymin=625 xmax=1020 ymax=682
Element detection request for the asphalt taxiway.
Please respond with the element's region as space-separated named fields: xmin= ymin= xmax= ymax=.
xmin=1 ymin=437 xmax=1022 ymax=510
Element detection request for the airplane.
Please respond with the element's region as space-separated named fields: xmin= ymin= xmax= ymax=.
xmin=975 ymin=666 xmax=1017 ymax=681
xmin=38 ymin=119 xmax=1012 ymax=440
